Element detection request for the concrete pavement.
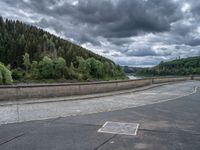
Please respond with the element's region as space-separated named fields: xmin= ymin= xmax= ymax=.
xmin=0 ymin=80 xmax=200 ymax=150
xmin=0 ymin=81 xmax=198 ymax=124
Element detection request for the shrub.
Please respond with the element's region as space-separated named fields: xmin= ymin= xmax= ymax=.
xmin=0 ymin=63 xmax=13 ymax=84
xmin=53 ymin=57 xmax=66 ymax=78
xmin=30 ymin=56 xmax=67 ymax=79
xmin=0 ymin=70 xmax=3 ymax=84
xmin=31 ymin=61 xmax=39 ymax=78
xmin=4 ymin=69 xmax=13 ymax=84
xmin=64 ymin=65 xmax=84 ymax=81
xmin=12 ymin=68 xmax=23 ymax=80
xmin=38 ymin=56 xmax=54 ymax=79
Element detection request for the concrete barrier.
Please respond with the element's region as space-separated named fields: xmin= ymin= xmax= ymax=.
xmin=193 ymin=76 xmax=200 ymax=80
xmin=0 ymin=76 xmax=196 ymax=101
xmin=152 ymin=77 xmax=191 ymax=84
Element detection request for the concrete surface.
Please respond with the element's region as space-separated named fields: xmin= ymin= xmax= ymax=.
xmin=0 ymin=81 xmax=200 ymax=150
xmin=0 ymin=81 xmax=198 ymax=124
xmin=0 ymin=82 xmax=173 ymax=106
xmin=0 ymin=76 xmax=192 ymax=101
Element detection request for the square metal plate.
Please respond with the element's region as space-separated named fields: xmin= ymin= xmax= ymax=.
xmin=98 ymin=121 xmax=139 ymax=136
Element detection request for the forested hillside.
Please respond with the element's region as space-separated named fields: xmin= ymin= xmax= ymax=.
xmin=0 ymin=17 xmax=126 ymax=84
xmin=137 ymin=56 xmax=200 ymax=76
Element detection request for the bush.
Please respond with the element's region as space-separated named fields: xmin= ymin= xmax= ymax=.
xmin=31 ymin=61 xmax=39 ymax=78
xmin=4 ymin=69 xmax=13 ymax=84
xmin=76 ymin=56 xmax=126 ymax=80
xmin=0 ymin=63 xmax=13 ymax=84
xmin=12 ymin=68 xmax=23 ymax=80
xmin=53 ymin=57 xmax=66 ymax=78
xmin=0 ymin=70 xmax=3 ymax=84
xmin=64 ymin=67 xmax=78 ymax=80
xmin=38 ymin=56 xmax=54 ymax=79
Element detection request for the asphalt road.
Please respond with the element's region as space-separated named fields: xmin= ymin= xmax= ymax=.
xmin=0 ymin=81 xmax=200 ymax=150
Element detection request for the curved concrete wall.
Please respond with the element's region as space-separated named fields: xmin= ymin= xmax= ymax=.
xmin=0 ymin=76 xmax=195 ymax=101
xmin=193 ymin=76 xmax=200 ymax=80
xmin=152 ymin=76 xmax=191 ymax=84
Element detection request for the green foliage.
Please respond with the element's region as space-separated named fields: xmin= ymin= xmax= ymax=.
xmin=0 ymin=63 xmax=13 ymax=84
xmin=88 ymin=58 xmax=104 ymax=79
xmin=31 ymin=61 xmax=39 ymax=78
xmin=77 ymin=56 xmax=126 ymax=80
xmin=38 ymin=56 xmax=54 ymax=79
xmin=0 ymin=16 xmax=127 ymax=82
xmin=53 ymin=57 xmax=66 ymax=78
xmin=0 ymin=70 xmax=3 ymax=84
xmin=4 ymin=69 xmax=13 ymax=84
xmin=64 ymin=66 xmax=79 ymax=80
xmin=23 ymin=52 xmax=31 ymax=73
xmin=77 ymin=56 xmax=89 ymax=74
xmin=12 ymin=68 xmax=23 ymax=80
xmin=137 ymin=56 xmax=200 ymax=76
xmin=29 ymin=56 xmax=67 ymax=79
xmin=0 ymin=17 xmax=113 ymax=68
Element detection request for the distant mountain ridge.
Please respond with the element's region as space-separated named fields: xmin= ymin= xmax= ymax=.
xmin=137 ymin=56 xmax=200 ymax=76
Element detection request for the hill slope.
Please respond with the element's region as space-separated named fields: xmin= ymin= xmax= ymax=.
xmin=0 ymin=17 xmax=126 ymax=82
xmin=0 ymin=17 xmax=113 ymax=67
xmin=137 ymin=56 xmax=200 ymax=76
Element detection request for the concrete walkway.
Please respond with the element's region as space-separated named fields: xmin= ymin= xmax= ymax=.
xmin=0 ymin=80 xmax=200 ymax=150
xmin=0 ymin=80 xmax=199 ymax=124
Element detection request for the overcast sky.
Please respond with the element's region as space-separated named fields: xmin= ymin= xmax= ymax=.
xmin=1 ymin=0 xmax=200 ymax=67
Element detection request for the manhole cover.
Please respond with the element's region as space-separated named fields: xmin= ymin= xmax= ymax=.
xmin=98 ymin=121 xmax=139 ymax=136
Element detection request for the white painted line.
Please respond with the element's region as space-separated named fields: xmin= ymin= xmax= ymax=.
xmin=98 ymin=130 xmax=138 ymax=136
xmin=98 ymin=121 xmax=139 ymax=136
xmin=102 ymin=121 xmax=109 ymax=128
xmin=134 ymin=123 xmax=140 ymax=136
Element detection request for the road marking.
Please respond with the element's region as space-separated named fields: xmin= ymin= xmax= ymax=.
xmin=98 ymin=121 xmax=140 ymax=136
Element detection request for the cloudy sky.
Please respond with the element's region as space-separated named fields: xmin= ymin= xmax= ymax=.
xmin=1 ymin=0 xmax=200 ymax=67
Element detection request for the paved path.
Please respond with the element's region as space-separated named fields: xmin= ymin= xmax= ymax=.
xmin=0 ymin=80 xmax=200 ymax=149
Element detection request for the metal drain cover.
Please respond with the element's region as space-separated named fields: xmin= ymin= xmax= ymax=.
xmin=98 ymin=121 xmax=139 ymax=136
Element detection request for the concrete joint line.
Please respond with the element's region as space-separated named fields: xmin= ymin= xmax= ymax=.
xmin=0 ymin=133 xmax=25 ymax=146
xmin=93 ymin=134 xmax=117 ymax=150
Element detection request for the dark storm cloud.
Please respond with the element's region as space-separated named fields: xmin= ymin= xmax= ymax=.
xmin=5 ymin=0 xmax=182 ymax=38
xmin=1 ymin=0 xmax=200 ymax=67
xmin=102 ymin=50 xmax=109 ymax=54
xmin=189 ymin=0 xmax=200 ymax=17
xmin=107 ymin=38 xmax=135 ymax=46
xmin=126 ymin=49 xmax=157 ymax=57
xmin=186 ymin=38 xmax=200 ymax=47
xmin=55 ymin=0 xmax=182 ymax=38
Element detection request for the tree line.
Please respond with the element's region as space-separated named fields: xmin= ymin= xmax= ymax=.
xmin=11 ymin=53 xmax=126 ymax=83
xmin=136 ymin=56 xmax=200 ymax=76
